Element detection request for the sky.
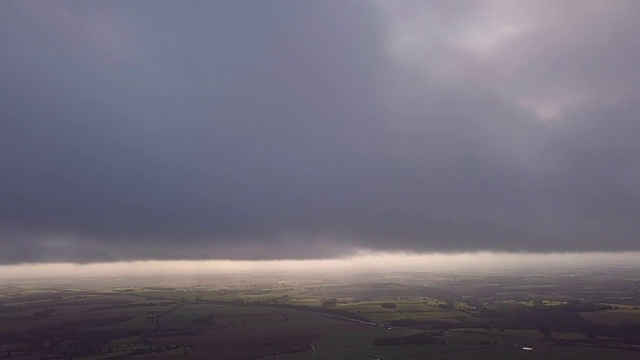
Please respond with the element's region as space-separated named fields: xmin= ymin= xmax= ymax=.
xmin=1 ymin=0 xmax=640 ymax=265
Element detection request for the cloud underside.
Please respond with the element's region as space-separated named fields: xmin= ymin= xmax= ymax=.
xmin=1 ymin=1 xmax=640 ymax=263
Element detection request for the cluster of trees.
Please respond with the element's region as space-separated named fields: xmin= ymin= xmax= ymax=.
xmin=320 ymin=298 xmax=338 ymax=307
xmin=437 ymin=300 xmax=456 ymax=310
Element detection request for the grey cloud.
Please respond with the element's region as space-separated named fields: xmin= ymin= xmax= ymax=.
xmin=1 ymin=0 xmax=640 ymax=263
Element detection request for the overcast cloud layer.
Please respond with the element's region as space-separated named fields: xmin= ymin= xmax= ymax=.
xmin=1 ymin=0 xmax=640 ymax=263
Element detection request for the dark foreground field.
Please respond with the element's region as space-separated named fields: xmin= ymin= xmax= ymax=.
xmin=1 ymin=269 xmax=639 ymax=359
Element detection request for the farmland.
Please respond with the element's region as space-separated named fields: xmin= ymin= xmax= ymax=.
xmin=1 ymin=269 xmax=639 ymax=359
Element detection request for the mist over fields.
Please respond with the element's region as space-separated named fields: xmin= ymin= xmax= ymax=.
xmin=2 ymin=1 xmax=640 ymax=264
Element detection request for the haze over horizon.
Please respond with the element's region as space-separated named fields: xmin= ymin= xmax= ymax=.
xmin=4 ymin=251 xmax=640 ymax=279
xmin=2 ymin=0 xmax=640 ymax=266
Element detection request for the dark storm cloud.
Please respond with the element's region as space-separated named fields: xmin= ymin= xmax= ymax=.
xmin=1 ymin=0 xmax=640 ymax=263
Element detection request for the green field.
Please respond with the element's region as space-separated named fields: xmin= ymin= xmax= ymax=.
xmin=337 ymin=299 xmax=467 ymax=323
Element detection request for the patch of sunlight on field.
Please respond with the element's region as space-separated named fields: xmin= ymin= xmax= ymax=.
xmin=338 ymin=299 xmax=468 ymax=323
